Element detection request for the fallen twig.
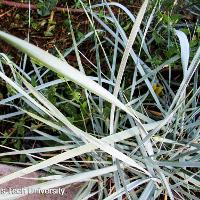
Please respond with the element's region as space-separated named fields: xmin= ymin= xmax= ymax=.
xmin=0 ymin=7 xmax=13 ymax=18
xmin=0 ymin=0 xmax=84 ymax=13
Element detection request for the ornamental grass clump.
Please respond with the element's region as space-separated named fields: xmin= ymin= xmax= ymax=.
xmin=0 ymin=0 xmax=199 ymax=199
